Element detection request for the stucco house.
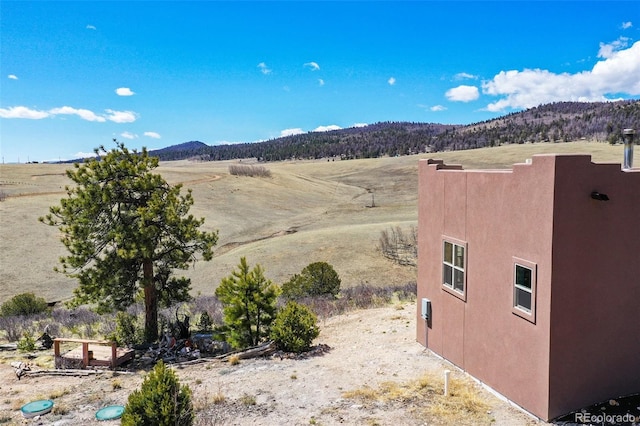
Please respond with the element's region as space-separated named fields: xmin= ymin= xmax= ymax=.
xmin=416 ymin=152 xmax=640 ymax=421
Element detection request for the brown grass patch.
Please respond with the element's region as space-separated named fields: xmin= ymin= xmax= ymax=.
xmin=343 ymin=371 xmax=492 ymax=425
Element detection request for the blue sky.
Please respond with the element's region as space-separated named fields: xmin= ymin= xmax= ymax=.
xmin=1 ymin=1 xmax=639 ymax=162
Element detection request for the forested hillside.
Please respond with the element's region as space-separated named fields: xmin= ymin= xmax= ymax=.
xmin=150 ymin=99 xmax=640 ymax=162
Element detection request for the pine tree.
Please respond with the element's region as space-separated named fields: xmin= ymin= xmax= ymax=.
xmin=121 ymin=360 xmax=193 ymax=426
xmin=215 ymin=257 xmax=279 ymax=348
xmin=40 ymin=142 xmax=218 ymax=342
xmin=281 ymin=262 xmax=341 ymax=299
xmin=270 ymin=301 xmax=319 ymax=353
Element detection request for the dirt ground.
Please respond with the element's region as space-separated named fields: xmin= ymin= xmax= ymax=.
xmin=0 ymin=303 xmax=545 ymax=425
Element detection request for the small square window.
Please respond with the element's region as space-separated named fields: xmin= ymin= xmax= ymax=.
xmin=442 ymin=238 xmax=466 ymax=301
xmin=514 ymin=265 xmax=532 ymax=311
xmin=512 ymin=258 xmax=537 ymax=323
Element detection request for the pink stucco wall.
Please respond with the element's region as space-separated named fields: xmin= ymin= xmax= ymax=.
xmin=416 ymin=154 xmax=640 ymax=421
xmin=548 ymin=155 xmax=640 ymax=418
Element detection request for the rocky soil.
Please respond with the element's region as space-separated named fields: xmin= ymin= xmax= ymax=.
xmin=0 ymin=303 xmax=545 ymax=425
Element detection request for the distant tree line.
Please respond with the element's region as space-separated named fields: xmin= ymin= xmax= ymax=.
xmin=431 ymin=99 xmax=640 ymax=150
xmin=106 ymin=100 xmax=640 ymax=164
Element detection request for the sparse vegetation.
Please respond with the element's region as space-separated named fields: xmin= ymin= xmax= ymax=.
xmin=48 ymin=388 xmax=71 ymax=399
xmin=343 ymin=371 xmax=492 ymax=425
xmin=212 ymin=390 xmax=226 ymax=404
xmin=239 ymin=393 xmax=256 ymax=406
xmin=17 ymin=331 xmax=36 ymax=352
xmin=299 ymin=282 xmax=416 ymax=319
xmin=228 ymin=164 xmax=272 ymax=177
xmin=52 ymin=402 xmax=70 ymax=416
xmin=0 ymin=284 xmax=416 ymax=345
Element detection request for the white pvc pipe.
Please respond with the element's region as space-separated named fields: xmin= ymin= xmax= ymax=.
xmin=444 ymin=369 xmax=451 ymax=396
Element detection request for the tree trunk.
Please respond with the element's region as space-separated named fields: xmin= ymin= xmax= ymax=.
xmin=143 ymin=259 xmax=158 ymax=342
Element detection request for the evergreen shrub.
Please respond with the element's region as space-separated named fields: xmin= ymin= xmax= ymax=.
xmin=121 ymin=360 xmax=194 ymax=426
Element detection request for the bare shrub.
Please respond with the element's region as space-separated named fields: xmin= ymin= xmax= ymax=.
xmin=0 ymin=315 xmax=31 ymax=342
xmin=51 ymin=307 xmax=101 ymax=337
xmin=191 ymin=295 xmax=224 ymax=326
xmin=293 ymin=282 xmax=417 ymax=320
xmin=378 ymin=225 xmax=417 ymax=266
xmin=228 ymin=164 xmax=271 ymax=178
xmin=0 ymin=283 xmax=414 ymax=344
xmin=0 ymin=190 xmax=6 ymax=202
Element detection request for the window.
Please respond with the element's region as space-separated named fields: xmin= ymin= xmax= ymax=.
xmin=442 ymin=239 xmax=466 ymax=300
xmin=514 ymin=265 xmax=532 ymax=311
xmin=512 ymin=258 xmax=536 ymax=322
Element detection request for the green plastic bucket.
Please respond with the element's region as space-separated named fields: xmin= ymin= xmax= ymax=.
xmin=20 ymin=399 xmax=53 ymax=418
xmin=95 ymin=405 xmax=125 ymax=421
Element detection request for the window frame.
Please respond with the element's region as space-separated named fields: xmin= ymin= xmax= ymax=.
xmin=512 ymin=257 xmax=537 ymax=323
xmin=441 ymin=237 xmax=467 ymax=301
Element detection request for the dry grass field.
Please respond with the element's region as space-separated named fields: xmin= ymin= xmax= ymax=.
xmin=0 ymin=141 xmax=629 ymax=304
xmin=0 ymin=141 xmax=627 ymax=425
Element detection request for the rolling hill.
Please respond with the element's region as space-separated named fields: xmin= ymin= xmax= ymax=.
xmin=148 ymin=99 xmax=640 ymax=162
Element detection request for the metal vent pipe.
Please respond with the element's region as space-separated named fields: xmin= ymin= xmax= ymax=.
xmin=623 ymin=128 xmax=635 ymax=170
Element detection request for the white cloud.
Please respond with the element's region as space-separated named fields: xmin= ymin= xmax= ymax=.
xmin=621 ymin=21 xmax=632 ymax=30
xmin=0 ymin=105 xmax=140 ymax=123
xmin=388 ymin=77 xmax=396 ymax=86
xmin=454 ymin=72 xmax=477 ymax=80
xmin=258 ymin=62 xmax=272 ymax=75
xmin=116 ymin=87 xmax=135 ymax=96
xmin=314 ymin=125 xmax=341 ymax=132
xmin=49 ymin=106 xmax=107 ymax=122
xmin=8 ymin=74 xmax=18 ymax=80
xmin=430 ymin=105 xmax=447 ymax=112
xmin=105 ymin=109 xmax=137 ymax=123
xmin=280 ymin=128 xmax=305 ymax=137
xmin=144 ymin=131 xmax=161 ymax=139
xmin=121 ymin=131 xmax=138 ymax=139
xmin=86 ymin=24 xmax=96 ymax=30
xmin=352 ymin=123 xmax=368 ymax=128
xmin=304 ymin=61 xmax=320 ymax=71
xmin=445 ymin=85 xmax=480 ymax=102
xmin=598 ymin=37 xmax=630 ymax=59
xmin=482 ymin=40 xmax=640 ymax=112
xmin=0 ymin=106 xmax=49 ymax=119
xmin=318 ymin=79 xmax=325 ymax=86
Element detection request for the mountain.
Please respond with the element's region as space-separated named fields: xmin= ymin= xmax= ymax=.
xmin=148 ymin=141 xmax=209 ymax=158
xmin=149 ymin=99 xmax=640 ymax=162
